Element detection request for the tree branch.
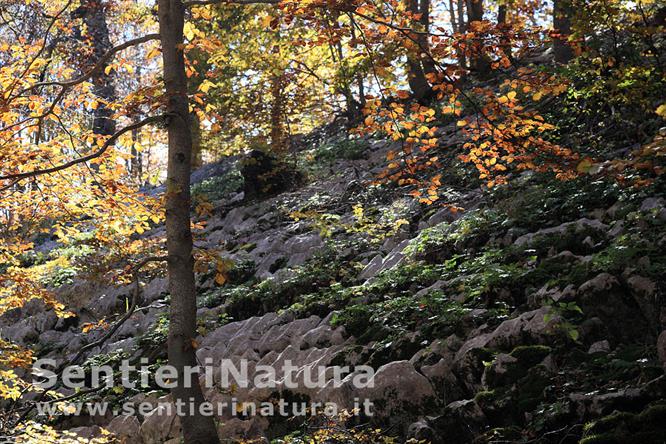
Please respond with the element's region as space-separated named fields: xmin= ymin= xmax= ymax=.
xmin=15 ymin=33 xmax=161 ymax=97
xmin=14 ymin=255 xmax=169 ymax=424
xmin=184 ymin=0 xmax=279 ymax=7
xmin=0 ymin=115 xmax=165 ymax=183
xmin=67 ymin=255 xmax=170 ymax=365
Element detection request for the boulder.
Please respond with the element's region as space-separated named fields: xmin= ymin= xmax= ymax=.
xmin=359 ymin=239 xmax=410 ymax=280
xmin=588 ymin=339 xmax=611 ymax=354
xmin=430 ymin=399 xmax=486 ymax=443
xmin=627 ymin=275 xmax=660 ymax=330
xmin=513 ymin=218 xmax=607 ymax=249
xmin=241 ymin=150 xmax=302 ymax=199
xmin=106 ymin=415 xmax=141 ymax=443
xmin=407 ymin=419 xmax=436 ymax=442
xmin=578 ymin=273 xmax=650 ymax=341
xmin=139 ymin=397 xmax=181 ymax=444
xmin=356 ymin=360 xmax=437 ymax=428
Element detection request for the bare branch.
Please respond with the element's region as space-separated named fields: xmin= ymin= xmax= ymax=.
xmin=184 ymin=0 xmax=279 ymax=7
xmin=14 ymin=255 xmax=169 ymax=424
xmin=0 ymin=115 xmax=165 ymax=183
xmin=68 ymin=255 xmax=170 ymax=365
xmin=15 ymin=33 xmax=161 ymax=97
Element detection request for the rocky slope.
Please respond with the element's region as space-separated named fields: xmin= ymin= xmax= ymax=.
xmin=2 ymin=123 xmax=666 ymax=443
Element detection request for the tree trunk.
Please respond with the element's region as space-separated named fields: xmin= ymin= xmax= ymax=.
xmin=190 ymin=113 xmax=203 ymax=169
xmin=130 ymin=124 xmax=143 ymax=185
xmin=498 ymin=4 xmax=507 ymax=24
xmin=130 ymin=65 xmax=144 ymax=184
xmin=457 ymin=0 xmax=466 ymax=32
xmin=553 ymin=0 xmax=574 ymax=63
xmin=449 ymin=0 xmax=458 ymax=33
xmin=270 ymin=73 xmax=287 ymax=153
xmin=466 ymin=0 xmax=491 ymax=76
xmin=457 ymin=0 xmax=468 ymax=68
xmin=77 ymin=0 xmax=117 ymax=136
xmin=497 ymin=4 xmax=513 ymax=63
xmin=405 ymin=0 xmax=432 ymax=101
xmin=157 ymin=1 xmax=220 ymax=443
xmin=419 ymin=0 xmax=437 ymax=76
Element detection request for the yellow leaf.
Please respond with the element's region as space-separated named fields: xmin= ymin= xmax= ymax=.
xmin=261 ymin=15 xmax=273 ymax=28
xmin=146 ymin=47 xmax=161 ymax=59
xmin=576 ymin=158 xmax=594 ymax=174
xmin=656 ymin=103 xmax=666 ymax=119
xmin=457 ymin=119 xmax=467 ymax=127
xmin=184 ymin=22 xmax=196 ymax=41
xmin=199 ymin=80 xmax=214 ymax=93
xmin=215 ymin=273 xmax=227 ymax=286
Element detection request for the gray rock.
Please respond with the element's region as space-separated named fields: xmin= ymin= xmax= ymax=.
xmin=407 ymin=419 xmax=436 ymax=442
xmin=414 ymin=280 xmax=446 ymax=298
xmin=627 ymin=275 xmax=659 ymax=328
xmin=579 ymin=273 xmax=651 ymax=341
xmin=359 ymin=239 xmax=410 ymax=280
xmin=427 ymin=207 xmax=460 ymax=227
xmin=140 ymin=396 xmax=181 ymax=444
xmin=455 ymin=307 xmax=562 ymax=366
xmin=588 ymin=340 xmax=611 ymax=354
xmin=106 ymin=415 xmax=141 ymax=443
xmin=481 ymin=353 xmax=518 ymax=388
xmin=359 ymin=254 xmax=383 ymax=280
xmin=513 ymin=218 xmax=607 ymax=247
xmin=640 ymin=197 xmax=665 ymax=212
xmin=358 ymin=360 xmax=436 ymax=424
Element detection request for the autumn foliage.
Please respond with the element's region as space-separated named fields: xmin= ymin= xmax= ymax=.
xmin=0 ymin=0 xmax=664 ymax=440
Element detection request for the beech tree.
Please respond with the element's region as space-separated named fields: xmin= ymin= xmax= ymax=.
xmin=157 ymin=0 xmax=220 ymax=441
xmin=1 ymin=1 xmax=662 ymax=443
xmin=552 ymin=0 xmax=574 ymax=63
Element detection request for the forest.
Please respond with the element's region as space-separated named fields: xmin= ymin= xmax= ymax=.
xmin=0 ymin=0 xmax=665 ymax=442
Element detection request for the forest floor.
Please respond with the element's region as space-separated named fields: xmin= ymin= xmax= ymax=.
xmin=3 ymin=119 xmax=666 ymax=443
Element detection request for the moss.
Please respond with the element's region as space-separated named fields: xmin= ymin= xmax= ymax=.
xmin=510 ymin=345 xmax=552 ymax=367
xmin=191 ymin=167 xmax=243 ymax=201
xmin=474 ymin=390 xmax=497 ymax=404
xmin=581 ymin=403 xmax=666 ymax=444
xmin=329 ymin=344 xmax=365 ymax=367
xmin=475 ymin=426 xmax=522 ymax=442
xmin=310 ymin=138 xmax=368 ymax=163
xmin=330 ymin=305 xmax=373 ymax=338
xmin=515 ymin=365 xmax=551 ymax=413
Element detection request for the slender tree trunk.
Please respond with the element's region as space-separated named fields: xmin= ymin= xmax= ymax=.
xmin=190 ymin=113 xmax=203 ymax=169
xmin=270 ymin=73 xmax=287 ymax=152
xmin=419 ymin=0 xmax=437 ymax=76
xmin=130 ymin=65 xmax=144 ymax=184
xmin=449 ymin=0 xmax=458 ymax=33
xmin=466 ymin=0 xmax=491 ymax=76
xmin=357 ymin=74 xmax=365 ymax=109
xmin=553 ymin=0 xmax=574 ymax=63
xmin=77 ymin=0 xmax=117 ymax=136
xmin=498 ymin=4 xmax=506 ymax=23
xmin=405 ymin=0 xmax=432 ymax=100
xmin=157 ymin=1 xmax=220 ymax=443
xmin=457 ymin=0 xmax=468 ymax=68
xmin=457 ymin=0 xmax=466 ymax=32
xmin=130 ymin=124 xmax=143 ymax=185
xmin=497 ymin=4 xmax=513 ymax=63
